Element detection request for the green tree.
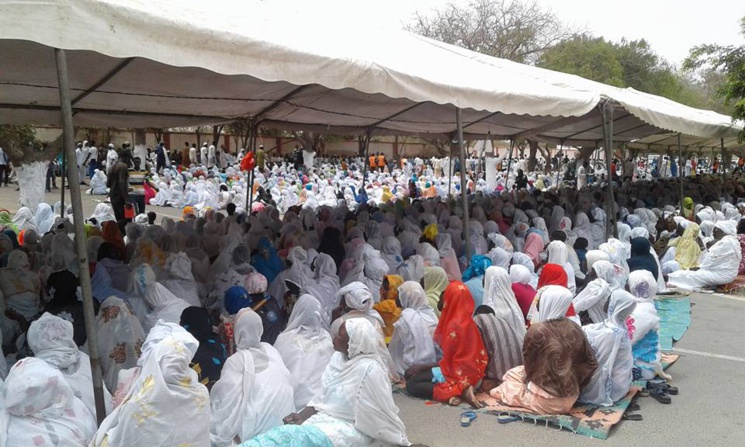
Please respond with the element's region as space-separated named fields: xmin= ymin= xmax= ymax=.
xmin=684 ymin=16 xmax=745 ymax=140
xmin=537 ymin=35 xmax=625 ymax=86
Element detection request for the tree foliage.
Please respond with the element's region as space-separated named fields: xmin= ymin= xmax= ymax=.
xmin=684 ymin=16 xmax=745 ymax=140
xmin=0 ymin=124 xmax=57 ymax=164
xmin=538 ymin=36 xmax=717 ymax=110
xmin=407 ymin=0 xmax=577 ymax=64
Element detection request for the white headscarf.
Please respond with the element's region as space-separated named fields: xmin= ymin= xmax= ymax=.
xmin=211 ymin=309 xmax=295 ymax=445
xmin=274 ymin=295 xmax=335 ymax=410
xmin=92 ymin=332 xmax=210 ymax=447
xmin=95 ymin=296 xmax=146 ymax=394
xmin=309 ymin=318 xmax=410 ymax=446
xmin=482 ymin=266 xmax=527 ymax=338
xmin=530 ymin=285 xmax=574 ymax=324
xmin=28 ymin=312 xmax=113 ymax=419
xmin=580 ymin=290 xmax=637 ymax=406
xmin=5 ymin=357 xmax=96 ymax=447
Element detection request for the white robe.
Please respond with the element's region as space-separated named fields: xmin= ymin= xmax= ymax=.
xmin=667 ymin=236 xmax=741 ymax=290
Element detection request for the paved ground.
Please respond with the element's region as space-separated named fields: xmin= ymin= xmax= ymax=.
xmin=394 ymin=293 xmax=745 ymax=447
xmin=1 ymin=184 xmax=743 ymax=446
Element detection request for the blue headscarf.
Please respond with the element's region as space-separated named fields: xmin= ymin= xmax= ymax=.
xmin=224 ymin=285 xmax=253 ymax=315
xmin=251 ymin=237 xmax=284 ymax=283
xmin=461 ymin=255 xmax=492 ymax=282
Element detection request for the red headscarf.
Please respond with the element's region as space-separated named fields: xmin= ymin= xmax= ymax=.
xmin=536 ymin=264 xmax=576 ymax=320
xmin=433 ymin=281 xmax=488 ymax=402
xmin=537 ymin=263 xmax=567 ymax=289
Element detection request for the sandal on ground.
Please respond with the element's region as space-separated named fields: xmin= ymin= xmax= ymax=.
xmin=627 ymin=403 xmax=640 ymax=412
xmin=622 ymin=412 xmax=643 ymax=421
xmin=647 ymin=386 xmax=671 ymax=404
xmin=497 ymin=414 xmax=520 ymax=424
xmin=460 ymin=411 xmax=477 ymax=427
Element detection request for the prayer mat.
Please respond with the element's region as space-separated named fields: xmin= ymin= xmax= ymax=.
xmin=717 ymin=275 xmax=745 ymax=296
xmin=656 ymin=298 xmax=692 ymax=351
xmin=394 ymin=354 xmax=680 ymax=440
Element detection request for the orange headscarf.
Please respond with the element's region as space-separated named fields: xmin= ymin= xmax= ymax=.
xmin=374 ymin=274 xmax=404 ymax=340
xmin=102 ymin=221 xmax=126 ymax=260
xmin=433 ymin=281 xmax=488 ymax=402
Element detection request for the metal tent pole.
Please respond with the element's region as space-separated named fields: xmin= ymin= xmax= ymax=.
xmin=456 ymin=109 xmax=472 ymax=266
xmin=55 ymin=49 xmax=106 ymax=425
xmin=601 ymin=104 xmax=617 ymax=239
xmin=361 ymin=132 xmax=371 ymax=190
xmin=247 ymin=120 xmax=256 ymax=212
xmin=505 ymin=139 xmax=515 ymax=189
xmin=447 ymin=140 xmax=453 ymax=198
xmin=678 ymin=133 xmax=684 ymax=215
xmin=721 ymin=137 xmax=726 ymax=175
xmin=60 ymin=150 xmax=66 ymax=217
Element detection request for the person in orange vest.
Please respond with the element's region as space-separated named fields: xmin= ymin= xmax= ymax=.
xmin=369 ymin=153 xmax=377 ymax=172
xmin=377 ymin=152 xmax=386 ymax=173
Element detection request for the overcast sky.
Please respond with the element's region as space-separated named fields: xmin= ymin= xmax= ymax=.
xmin=299 ymin=0 xmax=744 ymax=66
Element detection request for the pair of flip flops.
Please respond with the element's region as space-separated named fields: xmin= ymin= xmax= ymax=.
xmin=460 ymin=411 xmax=519 ymax=427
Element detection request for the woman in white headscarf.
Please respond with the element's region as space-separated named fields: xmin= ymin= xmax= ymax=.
xmin=0 ymin=250 xmax=41 ymax=343
xmin=130 ymin=263 xmax=190 ymax=333
xmin=591 ymin=207 xmax=607 ymax=249
xmin=627 ymin=270 xmax=670 ymax=381
xmin=529 ymin=285 xmax=576 ymax=325
xmin=211 ymin=309 xmax=295 ymax=445
xmin=417 ymin=242 xmax=441 ymax=267
xmin=275 ymin=295 xmax=335 ymax=410
xmin=330 ymin=281 xmax=399 ymax=381
xmin=92 ymin=331 xmax=211 ymax=447
xmin=268 ymin=246 xmax=313 ymax=307
xmin=573 ymin=260 xmax=614 ymax=324
xmin=5 ymin=357 xmax=97 ymax=447
xmin=95 ymin=296 xmax=146 ymax=394
xmin=380 ymin=236 xmax=405 ymax=274
xmin=11 ymin=206 xmax=34 ymax=232
xmin=34 ymin=202 xmax=56 ymax=234
xmin=468 ymin=220 xmax=489 ymax=256
xmin=435 ymin=233 xmax=461 ymax=281
xmin=28 ymin=313 xmax=114 ymax=419
xmin=208 ymin=244 xmax=257 ymax=312
xmin=532 ymin=217 xmax=550 ymax=246
xmin=511 ymin=252 xmax=538 ymax=289
xmin=547 ymin=240 xmax=576 ymax=294
xmin=388 ymin=281 xmax=438 ymax=378
xmin=161 ymin=252 xmax=201 ymax=307
xmin=599 ymin=238 xmax=630 ymax=274
xmin=481 ymin=266 xmax=527 ymax=339
xmin=330 ymin=282 xmax=384 ymax=338
xmin=667 ymin=221 xmax=741 ymax=290
xmin=573 ymin=212 xmax=594 ymax=250
xmin=302 ymin=253 xmax=341 ymax=326
xmin=242 ymin=318 xmax=410 ymax=447
xmin=362 ymin=247 xmax=390 ymax=302
xmin=579 ymin=290 xmax=637 ymax=406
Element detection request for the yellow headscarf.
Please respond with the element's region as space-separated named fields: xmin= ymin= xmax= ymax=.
xmin=669 ymin=223 xmax=701 ymax=270
xmin=423 ymin=223 xmax=439 ymax=242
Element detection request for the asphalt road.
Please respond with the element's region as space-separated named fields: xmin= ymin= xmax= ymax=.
xmin=2 ymin=184 xmax=743 ymax=446
xmin=395 ymin=292 xmax=745 ymax=447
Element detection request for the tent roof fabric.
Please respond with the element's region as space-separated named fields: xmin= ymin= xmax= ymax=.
xmin=0 ymin=0 xmax=741 ymax=149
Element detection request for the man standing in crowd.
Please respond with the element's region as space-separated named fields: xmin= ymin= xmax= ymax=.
xmin=190 ymin=143 xmax=198 ymax=167
xmin=0 ymin=146 xmax=9 ymax=187
xmin=107 ymin=148 xmax=131 ymax=228
xmin=75 ymin=141 xmax=87 ymax=185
